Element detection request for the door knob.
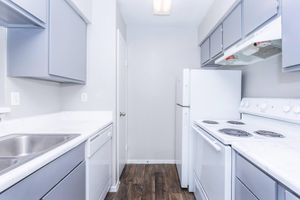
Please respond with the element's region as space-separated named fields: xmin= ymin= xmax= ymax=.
xmin=120 ymin=112 xmax=126 ymax=117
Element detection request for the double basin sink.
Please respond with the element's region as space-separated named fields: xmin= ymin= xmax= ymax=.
xmin=0 ymin=134 xmax=79 ymax=175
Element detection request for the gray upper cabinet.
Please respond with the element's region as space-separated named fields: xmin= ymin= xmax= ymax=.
xmin=285 ymin=191 xmax=300 ymax=200
xmin=223 ymin=3 xmax=242 ymax=49
xmin=209 ymin=25 xmax=223 ymax=59
xmin=7 ymin=0 xmax=87 ymax=84
xmin=11 ymin=0 xmax=47 ymax=23
xmin=0 ymin=0 xmax=47 ymax=27
xmin=282 ymin=0 xmax=300 ymax=72
xmin=0 ymin=144 xmax=85 ymax=200
xmin=48 ymin=0 xmax=87 ymax=81
xmin=243 ymin=0 xmax=279 ymax=36
xmin=201 ymin=38 xmax=210 ymax=65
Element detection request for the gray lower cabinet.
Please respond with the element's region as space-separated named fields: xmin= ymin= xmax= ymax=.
xmin=42 ymin=161 xmax=85 ymax=200
xmin=282 ymin=0 xmax=300 ymax=72
xmin=0 ymin=144 xmax=85 ymax=200
xmin=243 ymin=0 xmax=279 ymax=36
xmin=235 ymin=178 xmax=258 ymax=200
xmin=209 ymin=25 xmax=223 ymax=59
xmin=200 ymin=38 xmax=210 ymax=65
xmin=235 ymin=154 xmax=277 ymax=200
xmin=7 ymin=0 xmax=87 ymax=84
xmin=223 ymin=3 xmax=242 ymax=50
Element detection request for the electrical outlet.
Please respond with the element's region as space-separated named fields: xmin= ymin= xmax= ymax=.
xmin=81 ymin=93 xmax=88 ymax=102
xmin=10 ymin=92 xmax=20 ymax=106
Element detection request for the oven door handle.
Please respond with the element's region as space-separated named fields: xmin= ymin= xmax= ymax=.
xmin=193 ymin=125 xmax=222 ymax=152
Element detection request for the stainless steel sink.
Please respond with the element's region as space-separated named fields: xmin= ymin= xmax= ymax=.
xmin=0 ymin=134 xmax=79 ymax=175
xmin=0 ymin=158 xmax=18 ymax=172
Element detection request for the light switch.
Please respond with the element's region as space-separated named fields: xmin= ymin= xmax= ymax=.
xmin=81 ymin=93 xmax=88 ymax=102
xmin=11 ymin=92 xmax=20 ymax=106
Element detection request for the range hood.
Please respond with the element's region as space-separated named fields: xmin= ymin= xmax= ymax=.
xmin=215 ymin=17 xmax=282 ymax=66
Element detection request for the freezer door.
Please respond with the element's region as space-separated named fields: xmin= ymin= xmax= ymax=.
xmin=176 ymin=69 xmax=190 ymax=107
xmin=175 ymin=105 xmax=190 ymax=188
xmin=190 ymin=70 xmax=241 ymax=121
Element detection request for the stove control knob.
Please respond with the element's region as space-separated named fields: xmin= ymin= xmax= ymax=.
xmin=259 ymin=103 xmax=267 ymax=112
xmin=283 ymin=105 xmax=291 ymax=113
xmin=293 ymin=106 xmax=300 ymax=114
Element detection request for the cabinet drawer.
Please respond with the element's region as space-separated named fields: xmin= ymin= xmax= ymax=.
xmin=210 ymin=25 xmax=223 ymax=58
xmin=88 ymin=125 xmax=113 ymax=157
xmin=42 ymin=161 xmax=85 ymax=200
xmin=235 ymin=178 xmax=258 ymax=200
xmin=236 ymin=154 xmax=277 ymax=200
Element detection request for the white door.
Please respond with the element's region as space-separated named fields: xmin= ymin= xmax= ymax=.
xmin=117 ymin=29 xmax=128 ymax=179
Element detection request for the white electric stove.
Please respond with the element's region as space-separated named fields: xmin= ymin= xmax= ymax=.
xmin=190 ymin=98 xmax=300 ymax=200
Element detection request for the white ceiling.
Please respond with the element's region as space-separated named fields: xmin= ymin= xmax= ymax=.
xmin=118 ymin=0 xmax=215 ymax=27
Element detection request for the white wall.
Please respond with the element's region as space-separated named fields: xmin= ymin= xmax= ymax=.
xmin=127 ymin=26 xmax=200 ymax=162
xmin=198 ymin=0 xmax=238 ymax=44
xmin=60 ymin=0 xmax=120 ymax=111
xmin=231 ymin=55 xmax=300 ymax=98
xmin=0 ymin=28 xmax=61 ymax=119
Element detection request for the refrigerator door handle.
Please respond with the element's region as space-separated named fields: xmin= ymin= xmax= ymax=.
xmin=192 ymin=125 xmax=221 ymax=152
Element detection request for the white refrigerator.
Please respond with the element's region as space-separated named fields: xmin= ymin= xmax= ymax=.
xmin=175 ymin=69 xmax=242 ymax=189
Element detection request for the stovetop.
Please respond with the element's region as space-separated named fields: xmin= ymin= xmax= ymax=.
xmin=195 ymin=119 xmax=289 ymax=145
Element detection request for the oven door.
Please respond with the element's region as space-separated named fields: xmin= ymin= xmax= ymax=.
xmin=192 ymin=125 xmax=232 ymax=200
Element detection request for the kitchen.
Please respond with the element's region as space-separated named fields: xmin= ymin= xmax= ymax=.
xmin=0 ymin=0 xmax=300 ymax=199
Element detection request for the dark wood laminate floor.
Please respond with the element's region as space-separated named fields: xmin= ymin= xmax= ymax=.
xmin=105 ymin=164 xmax=195 ymax=200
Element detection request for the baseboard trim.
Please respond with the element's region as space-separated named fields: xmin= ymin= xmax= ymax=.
xmin=109 ymin=181 xmax=120 ymax=193
xmin=127 ymin=160 xmax=176 ymax=164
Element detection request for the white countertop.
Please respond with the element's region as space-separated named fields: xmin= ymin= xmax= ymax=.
xmin=233 ymin=140 xmax=300 ymax=196
xmin=0 ymin=111 xmax=113 ymax=192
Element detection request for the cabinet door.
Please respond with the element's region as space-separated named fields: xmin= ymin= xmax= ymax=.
xmin=235 ymin=178 xmax=258 ymax=200
xmin=210 ymin=25 xmax=223 ymax=58
xmin=223 ymin=4 xmax=242 ymax=49
xmin=11 ymin=0 xmax=47 ymax=23
xmin=236 ymin=154 xmax=277 ymax=200
xmin=49 ymin=0 xmax=87 ymax=82
xmin=201 ymin=38 xmax=210 ymax=64
xmin=286 ymin=190 xmax=300 ymax=200
xmin=243 ymin=0 xmax=278 ymax=35
xmin=42 ymin=161 xmax=85 ymax=200
xmin=282 ymin=0 xmax=300 ymax=71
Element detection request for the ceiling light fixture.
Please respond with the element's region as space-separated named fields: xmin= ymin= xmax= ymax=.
xmin=153 ymin=0 xmax=172 ymax=16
